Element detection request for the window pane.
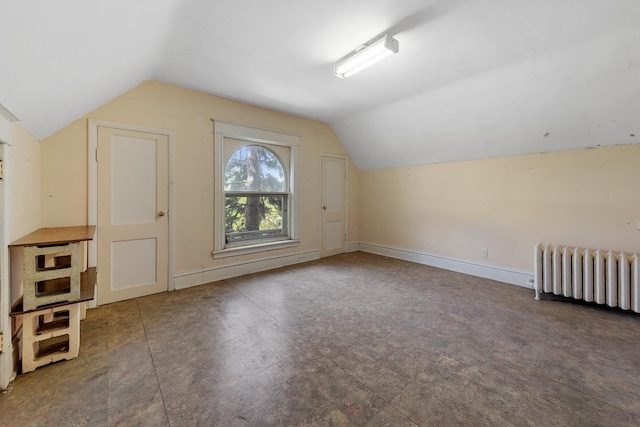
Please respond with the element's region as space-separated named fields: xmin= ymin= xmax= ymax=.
xmin=224 ymin=145 xmax=286 ymax=192
xmin=225 ymin=194 xmax=288 ymax=243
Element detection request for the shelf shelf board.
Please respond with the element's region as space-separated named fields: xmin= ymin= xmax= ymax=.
xmin=9 ymin=226 xmax=96 ymax=247
xmin=10 ymin=268 xmax=96 ymax=317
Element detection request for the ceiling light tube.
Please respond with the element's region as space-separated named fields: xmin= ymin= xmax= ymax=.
xmin=334 ymin=34 xmax=399 ymax=79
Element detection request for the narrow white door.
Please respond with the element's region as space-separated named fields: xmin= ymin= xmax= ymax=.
xmin=97 ymin=127 xmax=169 ymax=304
xmin=321 ymin=155 xmax=347 ymax=257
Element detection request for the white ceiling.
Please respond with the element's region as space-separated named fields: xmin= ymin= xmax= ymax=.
xmin=1 ymin=0 xmax=639 ymax=169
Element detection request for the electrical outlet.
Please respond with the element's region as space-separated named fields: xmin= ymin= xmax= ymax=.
xmin=480 ymin=248 xmax=488 ymax=258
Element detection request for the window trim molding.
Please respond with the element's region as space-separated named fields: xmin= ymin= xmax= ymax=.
xmin=212 ymin=239 xmax=301 ymax=259
xmin=213 ymin=120 xmax=300 ymax=256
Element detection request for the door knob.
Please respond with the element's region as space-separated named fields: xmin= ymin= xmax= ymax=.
xmin=158 ymin=211 xmax=166 ymax=217
xmin=322 ymin=206 xmax=327 ymax=210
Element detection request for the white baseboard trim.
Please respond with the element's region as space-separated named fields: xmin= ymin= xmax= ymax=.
xmin=347 ymin=242 xmax=359 ymax=253
xmin=357 ymin=242 xmax=533 ymax=289
xmin=174 ymin=249 xmax=321 ymax=290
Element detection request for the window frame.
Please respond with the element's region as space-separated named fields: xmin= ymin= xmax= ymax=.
xmin=213 ymin=121 xmax=300 ymax=258
xmin=223 ymin=143 xmax=290 ymax=245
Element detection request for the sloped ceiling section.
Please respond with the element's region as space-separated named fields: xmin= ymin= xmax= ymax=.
xmin=0 ymin=0 xmax=181 ymax=139
xmin=1 ymin=0 xmax=639 ymax=170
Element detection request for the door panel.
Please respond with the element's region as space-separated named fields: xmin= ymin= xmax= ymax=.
xmin=111 ymin=136 xmax=157 ymax=225
xmin=97 ymin=127 xmax=168 ymax=304
xmin=111 ymin=238 xmax=157 ymax=290
xmin=321 ymin=156 xmax=347 ymax=257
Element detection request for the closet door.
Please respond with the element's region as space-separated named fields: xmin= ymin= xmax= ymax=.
xmin=97 ymin=126 xmax=168 ymax=304
xmin=321 ymin=155 xmax=347 ymax=257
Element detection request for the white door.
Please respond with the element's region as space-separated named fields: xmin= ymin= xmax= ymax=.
xmin=97 ymin=127 xmax=169 ymax=304
xmin=321 ymin=155 xmax=347 ymax=257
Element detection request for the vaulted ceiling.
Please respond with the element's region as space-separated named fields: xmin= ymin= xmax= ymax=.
xmin=1 ymin=0 xmax=639 ymax=169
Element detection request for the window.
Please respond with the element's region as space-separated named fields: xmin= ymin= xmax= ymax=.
xmin=213 ymin=121 xmax=299 ymax=257
xmin=224 ymin=145 xmax=288 ymax=244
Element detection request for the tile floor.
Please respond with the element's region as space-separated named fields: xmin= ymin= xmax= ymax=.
xmin=1 ymin=252 xmax=639 ymax=426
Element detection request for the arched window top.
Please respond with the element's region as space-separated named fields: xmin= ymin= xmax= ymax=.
xmin=224 ymin=145 xmax=286 ymax=192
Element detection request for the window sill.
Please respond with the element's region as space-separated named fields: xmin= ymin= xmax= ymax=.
xmin=212 ymin=239 xmax=300 ymax=259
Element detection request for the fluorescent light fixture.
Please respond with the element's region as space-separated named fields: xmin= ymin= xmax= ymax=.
xmin=334 ymin=34 xmax=399 ymax=79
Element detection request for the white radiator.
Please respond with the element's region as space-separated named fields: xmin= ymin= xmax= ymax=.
xmin=534 ymin=244 xmax=640 ymax=313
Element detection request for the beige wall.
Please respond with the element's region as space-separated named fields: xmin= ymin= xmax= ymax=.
xmin=359 ymin=144 xmax=640 ymax=272
xmin=8 ymin=79 xmax=640 ymax=290
xmin=10 ymin=123 xmax=41 ymax=241
xmin=9 ymin=123 xmax=41 ymax=304
xmin=41 ymin=80 xmax=358 ymax=274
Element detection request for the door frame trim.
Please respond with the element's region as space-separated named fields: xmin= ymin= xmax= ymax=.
xmin=88 ymin=119 xmax=175 ymax=296
xmin=0 ymin=140 xmax=14 ymax=389
xmin=318 ymin=153 xmax=348 ymax=257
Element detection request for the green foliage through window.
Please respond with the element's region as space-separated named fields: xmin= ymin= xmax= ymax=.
xmin=224 ymin=145 xmax=288 ymax=243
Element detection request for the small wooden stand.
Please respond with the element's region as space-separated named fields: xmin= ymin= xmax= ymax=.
xmin=10 ymin=226 xmax=96 ymax=373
